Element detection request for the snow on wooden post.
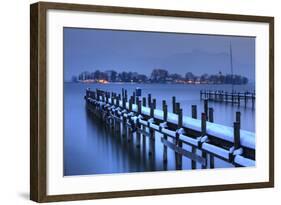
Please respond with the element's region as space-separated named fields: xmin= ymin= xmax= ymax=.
xmin=162 ymin=100 xmax=168 ymax=163
xmin=209 ymin=107 xmax=214 ymax=123
xmin=172 ymin=96 xmax=176 ymax=113
xmin=192 ymin=105 xmax=197 ymax=119
xmin=234 ymin=122 xmax=241 ymax=149
xmin=204 ymin=99 xmax=209 ymax=121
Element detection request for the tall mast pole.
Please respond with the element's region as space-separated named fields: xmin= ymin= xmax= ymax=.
xmin=230 ymin=41 xmax=234 ymax=92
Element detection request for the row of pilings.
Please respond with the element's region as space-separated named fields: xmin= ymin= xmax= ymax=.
xmin=84 ymin=88 xmax=255 ymax=170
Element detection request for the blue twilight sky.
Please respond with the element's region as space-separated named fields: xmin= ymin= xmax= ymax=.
xmin=63 ymin=27 xmax=255 ymax=82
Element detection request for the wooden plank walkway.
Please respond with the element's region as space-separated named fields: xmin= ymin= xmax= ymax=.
xmin=84 ymin=88 xmax=256 ymax=170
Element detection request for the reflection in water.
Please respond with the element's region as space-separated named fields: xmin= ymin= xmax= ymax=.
xmin=64 ymin=83 xmax=254 ymax=176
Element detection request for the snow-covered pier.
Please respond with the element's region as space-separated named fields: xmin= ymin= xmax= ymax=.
xmin=85 ymin=88 xmax=255 ymax=170
xmin=200 ymin=90 xmax=255 ymax=107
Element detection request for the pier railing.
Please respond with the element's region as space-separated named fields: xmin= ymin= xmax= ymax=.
xmin=84 ymin=88 xmax=255 ymax=170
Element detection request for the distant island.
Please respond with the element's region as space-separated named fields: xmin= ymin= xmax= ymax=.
xmin=70 ymin=69 xmax=249 ymax=85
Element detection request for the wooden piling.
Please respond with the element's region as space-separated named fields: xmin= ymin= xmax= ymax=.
xmin=148 ymin=94 xmax=152 ymax=108
xmin=142 ymin=97 xmax=146 ymax=106
xmin=191 ymin=105 xmax=197 ymax=169
xmin=153 ymin=98 xmax=156 ymax=109
xmin=132 ymin=92 xmax=136 ymax=104
xmin=234 ymin=122 xmax=240 ymax=149
xmin=236 ymin=111 xmax=241 ymax=124
xmin=201 ymin=112 xmax=207 ymax=135
xmin=162 ymin=100 xmax=168 ymax=164
xmin=204 ymin=99 xmax=208 ymax=121
xmin=201 ymin=113 xmax=207 ymax=169
xmin=129 ymin=97 xmax=133 ymax=112
xmin=136 ymin=100 xmax=141 ymax=148
xmin=124 ymin=89 xmax=128 ymax=101
xmin=141 ymin=97 xmax=147 ymax=143
xmin=176 ymin=102 xmax=180 ymax=115
xmin=192 ymin=105 xmax=197 ymax=119
xmin=149 ymin=97 xmax=155 ymax=156
xmin=127 ymin=98 xmax=133 ymax=142
xmin=122 ymin=114 xmax=127 ymax=138
xmin=176 ymin=108 xmax=183 ymax=170
xmin=209 ymin=107 xmax=214 ymax=123
xmin=172 ymin=96 xmax=176 ymax=113
xmin=210 ymin=155 xmax=215 ymax=168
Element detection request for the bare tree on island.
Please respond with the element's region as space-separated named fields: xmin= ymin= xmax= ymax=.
xmin=150 ymin=69 xmax=169 ymax=83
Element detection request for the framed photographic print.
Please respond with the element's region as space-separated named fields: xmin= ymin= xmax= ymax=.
xmin=30 ymin=1 xmax=274 ymax=202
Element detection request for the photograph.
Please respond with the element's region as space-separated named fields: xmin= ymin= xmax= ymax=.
xmin=63 ymin=27 xmax=256 ymax=176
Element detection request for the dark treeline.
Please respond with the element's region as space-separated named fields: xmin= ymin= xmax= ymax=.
xmin=72 ymin=69 xmax=248 ymax=84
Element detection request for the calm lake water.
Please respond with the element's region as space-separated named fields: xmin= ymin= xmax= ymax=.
xmin=64 ymin=82 xmax=255 ymax=176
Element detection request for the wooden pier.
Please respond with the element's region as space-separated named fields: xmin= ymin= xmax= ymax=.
xmin=200 ymin=90 xmax=255 ymax=107
xmin=84 ymin=88 xmax=255 ymax=170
